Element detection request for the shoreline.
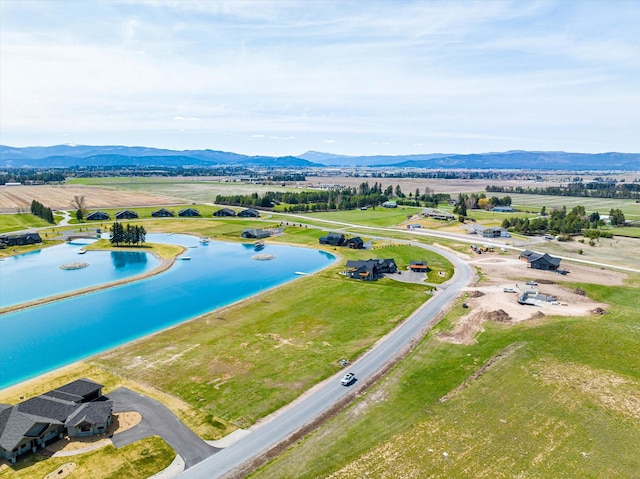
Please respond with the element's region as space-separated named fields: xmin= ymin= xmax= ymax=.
xmin=0 ymin=241 xmax=338 ymax=396
xmin=0 ymin=247 xmax=183 ymax=315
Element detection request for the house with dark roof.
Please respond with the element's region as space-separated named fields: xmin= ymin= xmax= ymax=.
xmin=178 ymin=208 xmax=200 ymax=217
xmin=213 ymin=208 xmax=236 ymax=217
xmin=151 ymin=208 xmax=175 ymax=217
xmin=115 ymin=210 xmax=138 ymax=220
xmin=86 ymin=211 xmax=110 ymax=221
xmin=238 ymin=208 xmax=260 ymax=217
xmin=519 ymin=250 xmax=561 ymax=271
xmin=409 ymin=260 xmax=428 ymax=272
xmin=346 ymin=237 xmax=364 ymax=249
xmin=242 ymin=228 xmax=270 ymax=239
xmin=0 ymin=233 xmax=42 ymax=247
xmin=319 ymin=232 xmax=346 ymax=246
xmin=0 ymin=379 xmax=112 ymax=463
xmin=345 ymin=258 xmax=397 ymax=281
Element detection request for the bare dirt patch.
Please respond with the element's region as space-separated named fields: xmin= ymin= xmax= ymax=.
xmin=438 ymin=252 xmax=615 ymax=345
xmin=0 ymin=185 xmax=184 ymax=213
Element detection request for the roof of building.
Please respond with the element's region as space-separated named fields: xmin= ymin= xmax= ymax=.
xmin=519 ymin=250 xmax=561 ymax=266
xmin=65 ymin=401 xmax=113 ymax=428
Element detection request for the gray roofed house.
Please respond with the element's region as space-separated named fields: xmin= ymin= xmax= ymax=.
xmin=0 ymin=379 xmax=112 ymax=463
xmin=519 ymin=250 xmax=561 ymax=270
xmin=213 ymin=208 xmax=236 ymax=217
xmin=319 ymin=232 xmax=346 ymax=246
xmin=178 ymin=208 xmax=200 ymax=217
xmin=86 ymin=211 xmax=110 ymax=221
xmin=345 ymin=258 xmax=397 ymax=281
xmin=151 ymin=208 xmax=175 ymax=217
xmin=238 ymin=208 xmax=260 ymax=217
xmin=242 ymin=228 xmax=270 ymax=239
xmin=115 ymin=210 xmax=139 ymax=220
xmin=0 ymin=232 xmax=42 ymax=247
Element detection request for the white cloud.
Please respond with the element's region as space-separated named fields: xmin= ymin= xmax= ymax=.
xmin=1 ymin=0 xmax=638 ymax=154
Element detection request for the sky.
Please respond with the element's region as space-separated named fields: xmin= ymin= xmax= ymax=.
xmin=1 ymin=0 xmax=639 ymax=156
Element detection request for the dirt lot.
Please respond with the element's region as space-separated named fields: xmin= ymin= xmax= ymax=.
xmin=0 ymin=185 xmax=185 ymax=213
xmin=437 ymin=254 xmax=619 ymax=345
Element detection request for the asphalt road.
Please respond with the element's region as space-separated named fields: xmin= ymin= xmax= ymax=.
xmin=109 ymin=388 xmax=218 ymax=468
xmin=179 ymin=243 xmax=473 ymax=479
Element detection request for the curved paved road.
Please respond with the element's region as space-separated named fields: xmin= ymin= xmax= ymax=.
xmin=179 ymin=243 xmax=473 ymax=479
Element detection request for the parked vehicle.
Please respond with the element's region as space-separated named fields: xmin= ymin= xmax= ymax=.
xmin=526 ymin=281 xmax=538 ymax=286
xmin=503 ymin=287 xmax=516 ymax=293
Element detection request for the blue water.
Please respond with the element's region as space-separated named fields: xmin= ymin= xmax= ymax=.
xmin=0 ymin=240 xmax=160 ymax=307
xmin=0 ymin=234 xmax=335 ymax=389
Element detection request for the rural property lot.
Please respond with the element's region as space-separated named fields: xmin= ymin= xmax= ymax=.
xmin=0 ymin=185 xmax=185 ymax=213
xmin=437 ymin=255 xmax=616 ymax=345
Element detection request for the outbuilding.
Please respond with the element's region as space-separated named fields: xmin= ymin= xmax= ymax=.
xmin=115 ymin=210 xmax=138 ymax=220
xmin=519 ymin=250 xmax=561 ymax=271
xmin=151 ymin=208 xmax=175 ymax=217
xmin=213 ymin=208 xmax=236 ymax=217
xmin=178 ymin=208 xmax=200 ymax=217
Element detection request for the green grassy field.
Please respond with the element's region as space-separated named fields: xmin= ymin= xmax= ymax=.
xmin=509 ymin=193 xmax=640 ymax=219
xmin=251 ymin=276 xmax=640 ymax=478
xmin=91 ymin=240 xmax=450 ymax=433
xmin=0 ymin=213 xmax=51 ymax=234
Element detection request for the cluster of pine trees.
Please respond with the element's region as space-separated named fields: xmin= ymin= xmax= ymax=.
xmin=30 ymin=200 xmax=55 ymax=223
xmin=109 ymin=222 xmax=146 ymax=246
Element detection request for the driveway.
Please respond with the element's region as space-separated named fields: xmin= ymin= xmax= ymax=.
xmin=108 ymin=388 xmax=218 ymax=468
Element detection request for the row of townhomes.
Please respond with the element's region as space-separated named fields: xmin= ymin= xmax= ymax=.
xmin=86 ymin=207 xmax=261 ymax=221
xmin=0 ymin=379 xmax=113 ymax=463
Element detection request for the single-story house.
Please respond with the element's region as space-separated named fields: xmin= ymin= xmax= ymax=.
xmin=213 ymin=208 xmax=236 ymax=217
xmin=115 ymin=210 xmax=138 ymax=220
xmin=319 ymin=232 xmax=346 ymax=246
xmin=345 ymin=258 xmax=398 ymax=281
xmin=493 ymin=206 xmax=514 ymax=213
xmin=0 ymin=232 xmax=42 ymax=247
xmin=482 ymin=226 xmax=510 ymax=238
xmin=238 ymin=208 xmax=260 ymax=217
xmin=178 ymin=208 xmax=200 ymax=217
xmin=519 ymin=250 xmax=561 ymax=271
xmin=0 ymin=379 xmax=112 ymax=463
xmin=151 ymin=208 xmax=175 ymax=217
xmin=346 ymin=237 xmax=364 ymax=249
xmin=382 ymin=201 xmax=398 ymax=208
xmin=86 ymin=211 xmax=110 ymax=221
xmin=242 ymin=228 xmax=270 ymax=239
xmin=409 ymin=260 xmax=428 ymax=272
xmin=421 ymin=208 xmax=455 ymax=221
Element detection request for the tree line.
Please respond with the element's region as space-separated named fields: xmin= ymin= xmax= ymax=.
xmin=501 ymin=206 xmax=626 ymax=235
xmin=486 ymin=182 xmax=640 ymax=200
xmin=109 ymin=222 xmax=146 ymax=246
xmin=30 ymin=200 xmax=55 ymax=223
xmin=214 ymin=181 xmax=453 ymax=212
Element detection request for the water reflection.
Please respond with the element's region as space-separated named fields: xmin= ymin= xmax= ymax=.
xmin=111 ymin=251 xmax=148 ymax=269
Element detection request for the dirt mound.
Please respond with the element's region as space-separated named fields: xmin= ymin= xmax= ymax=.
xmin=537 ymin=279 xmax=556 ymax=284
xmin=468 ymin=290 xmax=485 ymax=298
xmin=574 ymin=287 xmax=587 ymax=296
xmin=592 ymin=307 xmax=607 ymax=315
xmin=531 ymin=311 xmax=546 ymax=320
xmin=484 ymin=309 xmax=511 ymax=323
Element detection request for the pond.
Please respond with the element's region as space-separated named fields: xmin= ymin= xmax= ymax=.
xmin=0 ymin=234 xmax=335 ymax=389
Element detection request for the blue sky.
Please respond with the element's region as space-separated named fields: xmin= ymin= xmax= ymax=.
xmin=1 ymin=0 xmax=638 ymax=156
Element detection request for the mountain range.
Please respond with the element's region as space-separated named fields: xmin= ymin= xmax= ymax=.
xmin=1 ymin=145 xmax=639 ymax=170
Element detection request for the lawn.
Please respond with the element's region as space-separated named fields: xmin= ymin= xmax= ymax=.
xmin=249 ymin=275 xmax=640 ymax=478
xmin=0 ymin=213 xmax=51 ymax=234
xmin=0 ymin=436 xmax=174 ymax=479
xmin=508 ymin=193 xmax=640 ymax=219
xmin=91 ymin=242 xmax=444 ymax=432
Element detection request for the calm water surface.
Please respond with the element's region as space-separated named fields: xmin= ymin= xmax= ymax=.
xmin=0 ymin=234 xmax=335 ymax=389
